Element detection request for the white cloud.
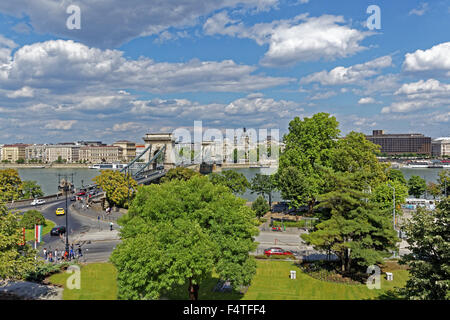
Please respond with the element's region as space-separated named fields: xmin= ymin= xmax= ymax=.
xmin=301 ymin=56 xmax=393 ymax=86
xmin=44 ymin=120 xmax=77 ymax=130
xmin=204 ymin=13 xmax=374 ymax=66
xmin=382 ymin=79 xmax=450 ymax=113
xmin=112 ymin=122 xmax=142 ymax=132
xmin=1 ymin=39 xmax=293 ymax=93
xmin=0 ymin=0 xmax=280 ymax=48
xmin=409 ymin=2 xmax=429 ymax=16
xmin=358 ymin=97 xmax=376 ymax=105
xmin=6 ymin=86 xmax=34 ymax=98
xmin=308 ymin=91 xmax=337 ymax=100
xmin=403 ymin=42 xmax=450 ymax=76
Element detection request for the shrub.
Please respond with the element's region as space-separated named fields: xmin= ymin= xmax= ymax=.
xmin=20 ymin=210 xmax=46 ymax=229
xmin=252 ymin=196 xmax=270 ymax=218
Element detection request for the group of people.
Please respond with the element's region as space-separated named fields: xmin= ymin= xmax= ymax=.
xmin=42 ymin=244 xmax=83 ymax=263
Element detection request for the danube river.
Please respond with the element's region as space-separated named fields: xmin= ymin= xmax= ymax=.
xmin=16 ymin=167 xmax=446 ymax=201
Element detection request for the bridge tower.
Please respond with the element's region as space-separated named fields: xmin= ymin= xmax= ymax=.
xmin=143 ymin=133 xmax=176 ymax=169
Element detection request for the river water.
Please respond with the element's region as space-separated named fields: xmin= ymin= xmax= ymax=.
xmin=16 ymin=167 xmax=446 ymax=201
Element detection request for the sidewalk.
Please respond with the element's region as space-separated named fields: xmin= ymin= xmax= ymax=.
xmin=70 ymin=201 xmax=124 ymax=223
xmin=72 ymin=229 xmax=120 ymax=242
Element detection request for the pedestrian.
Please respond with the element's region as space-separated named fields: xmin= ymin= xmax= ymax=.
xmin=54 ymin=249 xmax=58 ymax=261
xmin=48 ymin=251 xmax=53 ymax=263
xmin=110 ymin=222 xmax=113 ymax=231
xmin=43 ymin=248 xmax=48 ymax=261
xmin=69 ymin=248 xmax=74 ymax=260
xmin=64 ymin=250 xmax=68 ymax=261
xmin=77 ymin=246 xmax=83 ymax=257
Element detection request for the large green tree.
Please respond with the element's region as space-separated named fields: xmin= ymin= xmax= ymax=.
xmin=93 ymin=170 xmax=137 ymax=208
xmin=0 ymin=211 xmax=38 ymax=279
xmin=408 ymin=175 xmax=427 ymax=198
xmin=21 ymin=180 xmax=44 ymax=199
xmin=252 ymin=195 xmax=270 ymax=219
xmin=111 ymin=176 xmax=258 ymax=300
xmin=0 ymin=169 xmax=23 ymax=202
xmin=302 ymin=171 xmax=398 ymax=273
xmin=438 ymin=169 xmax=450 ymax=197
xmin=20 ymin=210 xmax=46 ymax=229
xmin=161 ymin=167 xmax=201 ymax=183
xmin=276 ymin=113 xmax=340 ymax=214
xmin=250 ymin=174 xmax=277 ymax=207
xmin=400 ymin=198 xmax=450 ymax=300
xmin=208 ymin=170 xmax=250 ymax=195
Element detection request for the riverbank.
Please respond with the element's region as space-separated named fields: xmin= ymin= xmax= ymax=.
xmin=0 ymin=163 xmax=92 ymax=169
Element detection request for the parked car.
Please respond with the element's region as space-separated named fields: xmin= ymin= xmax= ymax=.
xmin=76 ymin=191 xmax=86 ymax=196
xmin=264 ymin=247 xmax=293 ymax=257
xmin=70 ymin=196 xmax=76 ymax=201
xmin=55 ymin=208 xmax=65 ymax=216
xmin=31 ymin=199 xmax=45 ymax=206
xmin=50 ymin=226 xmax=66 ymax=236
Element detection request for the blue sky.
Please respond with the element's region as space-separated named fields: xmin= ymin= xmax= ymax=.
xmin=0 ymin=0 xmax=449 ymax=144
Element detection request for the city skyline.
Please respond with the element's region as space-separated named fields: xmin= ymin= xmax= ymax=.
xmin=0 ymin=0 xmax=449 ymax=144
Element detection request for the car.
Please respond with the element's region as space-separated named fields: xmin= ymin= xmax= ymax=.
xmin=70 ymin=196 xmax=76 ymax=201
xmin=31 ymin=199 xmax=45 ymax=205
xmin=76 ymin=191 xmax=86 ymax=196
xmin=55 ymin=208 xmax=65 ymax=216
xmin=50 ymin=226 xmax=66 ymax=236
xmin=264 ymin=247 xmax=293 ymax=257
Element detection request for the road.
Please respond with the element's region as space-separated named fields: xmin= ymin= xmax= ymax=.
xmin=16 ymin=199 xmax=120 ymax=262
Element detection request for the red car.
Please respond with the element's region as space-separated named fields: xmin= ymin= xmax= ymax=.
xmin=264 ymin=247 xmax=293 ymax=257
xmin=76 ymin=191 xmax=86 ymax=196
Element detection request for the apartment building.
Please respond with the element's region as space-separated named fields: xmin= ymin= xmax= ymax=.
xmin=25 ymin=144 xmax=47 ymax=162
xmin=79 ymin=145 xmax=120 ymax=163
xmin=45 ymin=145 xmax=80 ymax=163
xmin=1 ymin=144 xmax=28 ymax=162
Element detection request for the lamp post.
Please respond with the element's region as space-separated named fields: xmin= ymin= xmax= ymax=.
xmin=59 ymin=178 xmax=72 ymax=258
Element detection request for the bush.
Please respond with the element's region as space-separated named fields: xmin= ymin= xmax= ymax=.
xmin=24 ymin=262 xmax=72 ymax=282
xmin=252 ymin=196 xmax=270 ymax=218
xmin=272 ymin=220 xmax=306 ymax=228
xmin=20 ymin=210 xmax=46 ymax=229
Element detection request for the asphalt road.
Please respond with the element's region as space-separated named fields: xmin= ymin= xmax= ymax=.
xmin=17 ymin=200 xmax=120 ymax=262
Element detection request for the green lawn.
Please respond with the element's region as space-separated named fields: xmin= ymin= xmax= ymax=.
xmin=243 ymin=260 xmax=408 ymax=300
xmin=48 ymin=263 xmax=118 ymax=300
xmin=47 ymin=260 xmax=408 ymax=300
xmin=25 ymin=219 xmax=56 ymax=242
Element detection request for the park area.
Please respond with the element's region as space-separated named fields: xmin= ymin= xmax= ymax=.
xmin=47 ymin=259 xmax=408 ymax=300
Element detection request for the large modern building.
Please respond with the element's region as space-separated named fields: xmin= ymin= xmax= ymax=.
xmin=366 ymin=130 xmax=431 ymax=155
xmin=1 ymin=144 xmax=28 ymax=162
xmin=432 ymin=137 xmax=450 ymax=157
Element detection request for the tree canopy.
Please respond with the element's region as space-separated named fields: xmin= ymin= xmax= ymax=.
xmin=252 ymin=195 xmax=270 ymax=219
xmin=161 ymin=167 xmax=201 ymax=183
xmin=408 ymin=175 xmax=427 ymax=198
xmin=208 ymin=170 xmax=250 ymax=195
xmin=400 ymin=198 xmax=450 ymax=300
xmin=250 ymin=174 xmax=276 ymax=207
xmin=93 ymin=170 xmax=137 ymax=208
xmin=22 ymin=180 xmax=44 ymax=199
xmin=0 ymin=169 xmax=23 ymax=202
xmin=111 ymin=176 xmax=258 ymax=300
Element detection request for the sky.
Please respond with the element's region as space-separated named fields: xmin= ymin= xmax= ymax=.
xmin=0 ymin=0 xmax=449 ymax=144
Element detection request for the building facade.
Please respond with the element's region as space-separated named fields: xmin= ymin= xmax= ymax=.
xmin=79 ymin=145 xmax=120 ymax=163
xmin=25 ymin=144 xmax=47 ymax=162
xmin=1 ymin=144 xmax=27 ymax=162
xmin=113 ymin=140 xmax=136 ymax=162
xmin=366 ymin=130 xmax=431 ymax=155
xmin=45 ymin=145 xmax=80 ymax=163
xmin=432 ymin=138 xmax=450 ymax=157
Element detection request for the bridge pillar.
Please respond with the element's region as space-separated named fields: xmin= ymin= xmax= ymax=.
xmin=143 ymin=133 xmax=176 ymax=169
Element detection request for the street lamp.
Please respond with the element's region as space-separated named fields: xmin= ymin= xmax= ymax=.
xmin=59 ymin=178 xmax=72 ymax=258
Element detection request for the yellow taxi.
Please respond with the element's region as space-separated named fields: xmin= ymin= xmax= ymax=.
xmin=55 ymin=208 xmax=65 ymax=216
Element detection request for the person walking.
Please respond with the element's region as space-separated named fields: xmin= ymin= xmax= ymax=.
xmin=43 ymin=248 xmax=48 ymax=261
xmin=77 ymin=246 xmax=83 ymax=257
xmin=54 ymin=249 xmax=58 ymax=262
xmin=110 ymin=222 xmax=113 ymax=231
xmin=48 ymin=251 xmax=53 ymax=263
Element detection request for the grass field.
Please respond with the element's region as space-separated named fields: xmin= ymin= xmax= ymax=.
xmin=48 ymin=263 xmax=118 ymax=300
xmin=25 ymin=219 xmax=56 ymax=242
xmin=243 ymin=260 xmax=408 ymax=300
xmin=47 ymin=260 xmax=408 ymax=300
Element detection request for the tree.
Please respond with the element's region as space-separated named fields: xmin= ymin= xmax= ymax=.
xmin=0 ymin=211 xmax=38 ymax=280
xmin=276 ymin=113 xmax=340 ymax=214
xmin=0 ymin=169 xmax=23 ymax=202
xmin=302 ymin=171 xmax=398 ymax=273
xmin=93 ymin=170 xmax=137 ymax=208
xmin=400 ymin=198 xmax=450 ymax=300
xmin=427 ymin=182 xmax=442 ymax=200
xmin=20 ymin=210 xmax=46 ymax=229
xmin=371 ymin=180 xmax=408 ymax=219
xmin=209 ymin=170 xmax=250 ymax=195
xmin=408 ymin=175 xmax=427 ymax=198
xmin=111 ymin=176 xmax=258 ymax=300
xmin=161 ymin=167 xmax=201 ymax=183
xmin=387 ymin=169 xmax=407 ymax=185
xmin=22 ymin=180 xmax=44 ymax=199
xmin=250 ymin=174 xmax=276 ymax=207
xmin=16 ymin=158 xmax=25 ymax=164
xmin=438 ymin=170 xmax=450 ymax=197
xmin=252 ymin=196 xmax=270 ymax=219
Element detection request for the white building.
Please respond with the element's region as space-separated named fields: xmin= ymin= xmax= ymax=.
xmin=432 ymin=137 xmax=450 ymax=157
